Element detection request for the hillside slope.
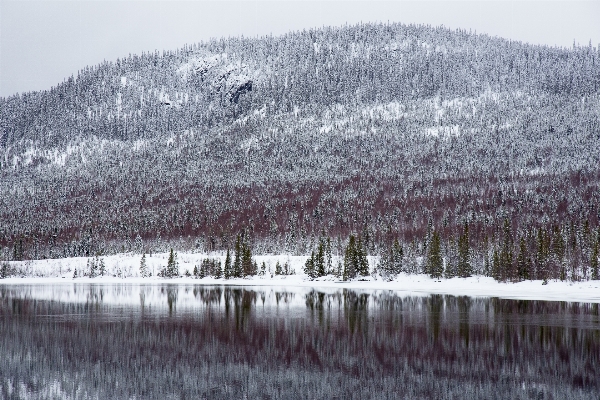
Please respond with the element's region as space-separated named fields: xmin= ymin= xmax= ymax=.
xmin=1 ymin=23 xmax=599 ymax=281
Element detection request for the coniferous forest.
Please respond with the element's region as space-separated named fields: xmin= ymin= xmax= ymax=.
xmin=1 ymin=22 xmax=600 ymax=283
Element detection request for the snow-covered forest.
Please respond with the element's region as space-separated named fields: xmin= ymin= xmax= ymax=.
xmin=1 ymin=22 xmax=599 ymax=283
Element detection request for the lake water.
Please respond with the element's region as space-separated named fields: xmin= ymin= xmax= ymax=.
xmin=1 ymin=284 xmax=599 ymax=399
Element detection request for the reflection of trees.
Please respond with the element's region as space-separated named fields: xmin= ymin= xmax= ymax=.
xmin=139 ymin=289 xmax=145 ymax=311
xmin=86 ymin=286 xmax=104 ymax=312
xmin=274 ymin=291 xmax=294 ymax=306
xmin=193 ymin=286 xmax=222 ymax=306
xmin=457 ymin=296 xmax=471 ymax=347
xmin=343 ymin=290 xmax=369 ymax=335
xmin=305 ymin=290 xmax=328 ymax=326
xmin=2 ymin=287 xmax=600 ymax=398
xmin=166 ymin=286 xmax=177 ymax=315
xmin=428 ymin=294 xmax=443 ymax=342
xmin=222 ymin=288 xmax=256 ymax=330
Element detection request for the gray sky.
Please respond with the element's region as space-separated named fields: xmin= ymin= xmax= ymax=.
xmin=1 ymin=1 xmax=599 ymax=98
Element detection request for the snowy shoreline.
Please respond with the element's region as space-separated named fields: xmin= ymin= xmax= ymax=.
xmin=1 ymin=252 xmax=600 ymax=303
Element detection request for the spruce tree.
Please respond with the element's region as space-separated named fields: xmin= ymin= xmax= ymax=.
xmin=139 ymin=253 xmax=150 ymax=277
xmin=356 ymin=237 xmax=369 ymax=276
xmin=392 ymin=239 xmax=403 ymax=275
xmin=166 ymin=248 xmax=178 ymax=278
xmin=0 ymin=262 xmax=9 ymax=279
xmin=343 ymin=235 xmax=357 ymax=280
xmin=536 ymin=227 xmax=549 ymax=283
xmin=499 ymin=219 xmax=513 ymax=281
xmin=457 ymin=223 xmax=471 ymax=278
xmin=552 ymin=226 xmax=566 ymax=281
xmin=88 ymin=257 xmax=98 ymax=278
xmin=315 ymin=238 xmax=326 ymax=277
xmin=591 ymin=231 xmax=599 ymax=281
xmin=260 ymin=261 xmax=266 ymax=276
xmin=214 ymin=260 xmax=223 ymax=279
xmin=304 ymin=251 xmax=316 ymax=279
xmin=325 ymin=237 xmax=333 ymax=274
xmin=492 ymin=248 xmax=500 ymax=281
xmin=275 ymin=260 xmax=282 ymax=275
xmin=86 ymin=258 xmax=92 ymax=278
xmin=233 ymin=235 xmax=243 ymax=278
xmin=241 ymin=242 xmax=254 ymax=276
xmin=379 ymin=246 xmax=393 ymax=280
xmin=99 ymin=257 xmax=106 ymax=276
xmin=516 ymin=237 xmax=530 ymax=281
xmin=427 ymin=231 xmax=443 ymax=279
xmin=224 ymin=249 xmax=232 ymax=279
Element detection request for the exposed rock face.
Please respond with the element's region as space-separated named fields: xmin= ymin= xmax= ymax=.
xmin=229 ymin=79 xmax=252 ymax=103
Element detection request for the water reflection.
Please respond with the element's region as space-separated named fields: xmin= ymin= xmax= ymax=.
xmin=1 ymin=284 xmax=599 ymax=399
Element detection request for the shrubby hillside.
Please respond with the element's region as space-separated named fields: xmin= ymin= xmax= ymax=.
xmin=1 ymin=22 xmax=599 ymax=281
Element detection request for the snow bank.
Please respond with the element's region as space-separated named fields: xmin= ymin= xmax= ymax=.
xmin=1 ymin=253 xmax=599 ymax=303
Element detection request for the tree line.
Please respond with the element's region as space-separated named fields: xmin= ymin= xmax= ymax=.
xmin=129 ymin=216 xmax=598 ymax=283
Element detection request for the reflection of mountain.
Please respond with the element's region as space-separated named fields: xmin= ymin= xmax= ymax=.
xmin=1 ymin=23 xmax=599 ymax=260
xmin=2 ymin=287 xmax=599 ymax=398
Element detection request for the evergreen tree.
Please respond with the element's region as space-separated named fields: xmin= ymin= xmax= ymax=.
xmin=536 ymin=227 xmax=549 ymax=283
xmin=198 ymin=260 xmax=207 ymax=278
xmin=86 ymin=258 xmax=92 ymax=278
xmin=139 ymin=253 xmax=150 ymax=277
xmin=499 ymin=219 xmax=513 ymax=281
xmin=233 ymin=235 xmax=243 ymax=278
xmin=457 ymin=223 xmax=471 ymax=278
xmin=492 ymin=248 xmax=500 ymax=281
xmin=241 ymin=242 xmax=254 ymax=276
xmin=224 ymin=249 xmax=232 ymax=279
xmin=379 ymin=239 xmax=402 ymax=280
xmin=336 ymin=260 xmax=343 ymax=278
xmin=356 ymin=237 xmax=369 ymax=277
xmin=445 ymin=236 xmax=457 ymax=279
xmin=315 ymin=238 xmax=326 ymax=277
xmin=392 ymin=239 xmax=403 ymax=275
xmin=427 ymin=231 xmax=443 ymax=279
xmin=283 ymin=261 xmax=292 ymax=275
xmin=99 ymin=257 xmax=106 ymax=276
xmin=0 ymin=262 xmax=10 ymax=279
xmin=325 ymin=237 xmax=333 ymax=274
xmin=165 ymin=248 xmax=178 ymax=278
xmin=483 ymin=235 xmax=490 ymax=276
xmin=213 ymin=259 xmax=223 ymax=279
xmin=591 ymin=230 xmax=599 ymax=281
xmin=568 ymin=222 xmax=579 ymax=281
xmin=552 ymin=225 xmax=566 ymax=281
xmin=343 ymin=235 xmax=358 ymax=280
xmin=378 ymin=245 xmax=393 ymax=280
xmin=275 ymin=260 xmax=283 ymax=275
xmin=88 ymin=256 xmax=99 ymax=278
xmin=516 ymin=237 xmax=530 ymax=281
xmin=260 ymin=261 xmax=266 ymax=276
xmin=304 ymin=251 xmax=316 ymax=279
xmin=12 ymin=238 xmax=24 ymax=262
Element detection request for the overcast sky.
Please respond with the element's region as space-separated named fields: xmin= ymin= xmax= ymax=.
xmin=1 ymin=1 xmax=599 ymax=98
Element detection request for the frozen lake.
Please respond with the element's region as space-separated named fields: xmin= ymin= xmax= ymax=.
xmin=1 ymin=283 xmax=599 ymax=399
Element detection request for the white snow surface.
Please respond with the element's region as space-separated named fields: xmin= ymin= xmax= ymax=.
xmin=1 ymin=252 xmax=600 ymax=303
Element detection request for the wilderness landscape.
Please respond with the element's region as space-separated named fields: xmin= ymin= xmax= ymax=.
xmin=1 ymin=19 xmax=600 ymax=399
xmin=2 ymin=23 xmax=600 ymax=284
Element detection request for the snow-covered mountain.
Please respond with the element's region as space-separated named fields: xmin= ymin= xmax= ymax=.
xmin=1 ymin=23 xmax=599 ymax=272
